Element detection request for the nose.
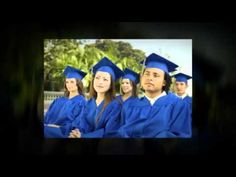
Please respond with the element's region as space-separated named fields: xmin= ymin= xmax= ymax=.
xmin=146 ymin=76 xmax=153 ymax=81
xmin=98 ymin=79 xmax=103 ymax=84
xmin=99 ymin=78 xmax=103 ymax=83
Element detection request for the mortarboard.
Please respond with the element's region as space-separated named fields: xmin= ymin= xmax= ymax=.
xmin=141 ymin=53 xmax=178 ymax=73
xmin=91 ymin=57 xmax=124 ymax=81
xmin=123 ymin=68 xmax=140 ymax=84
xmin=63 ymin=66 xmax=87 ymax=80
xmin=173 ymin=72 xmax=192 ymax=83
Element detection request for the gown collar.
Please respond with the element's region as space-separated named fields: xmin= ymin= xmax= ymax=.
xmin=175 ymin=93 xmax=187 ymax=99
xmin=144 ymin=91 xmax=167 ymax=106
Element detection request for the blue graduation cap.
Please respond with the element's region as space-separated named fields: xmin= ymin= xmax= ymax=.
xmin=63 ymin=66 xmax=87 ymax=80
xmin=141 ymin=53 xmax=178 ymax=73
xmin=91 ymin=57 xmax=124 ymax=81
xmin=173 ymin=72 xmax=192 ymax=83
xmin=123 ymin=68 xmax=140 ymax=84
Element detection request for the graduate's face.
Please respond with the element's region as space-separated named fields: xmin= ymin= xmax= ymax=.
xmin=65 ymin=78 xmax=78 ymax=92
xmin=141 ymin=68 xmax=166 ymax=92
xmin=175 ymin=81 xmax=188 ymax=96
xmin=121 ymin=79 xmax=133 ymax=94
xmin=94 ymin=71 xmax=111 ymax=93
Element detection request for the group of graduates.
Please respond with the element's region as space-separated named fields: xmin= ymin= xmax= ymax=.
xmin=44 ymin=53 xmax=192 ymax=138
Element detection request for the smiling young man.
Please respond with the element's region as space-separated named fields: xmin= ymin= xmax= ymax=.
xmin=119 ymin=53 xmax=192 ymax=138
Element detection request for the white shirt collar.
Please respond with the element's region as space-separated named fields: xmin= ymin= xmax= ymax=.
xmin=176 ymin=93 xmax=187 ymax=99
xmin=145 ymin=91 xmax=167 ymax=106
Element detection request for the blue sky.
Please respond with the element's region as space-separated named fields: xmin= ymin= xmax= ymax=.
xmin=83 ymin=39 xmax=192 ymax=96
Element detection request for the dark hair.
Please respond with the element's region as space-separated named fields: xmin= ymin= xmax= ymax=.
xmin=120 ymin=79 xmax=138 ymax=97
xmin=163 ymin=72 xmax=171 ymax=93
xmin=88 ymin=74 xmax=116 ymax=123
xmin=64 ymin=78 xmax=84 ymax=97
xmin=141 ymin=68 xmax=172 ymax=93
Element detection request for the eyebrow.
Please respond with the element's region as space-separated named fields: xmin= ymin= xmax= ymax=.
xmin=153 ymin=72 xmax=160 ymax=75
xmin=145 ymin=71 xmax=159 ymax=75
xmin=96 ymin=75 xmax=109 ymax=79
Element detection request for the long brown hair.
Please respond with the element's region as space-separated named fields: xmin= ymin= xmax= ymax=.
xmin=64 ymin=78 xmax=84 ymax=97
xmin=120 ymin=79 xmax=138 ymax=97
xmin=88 ymin=74 xmax=116 ymax=123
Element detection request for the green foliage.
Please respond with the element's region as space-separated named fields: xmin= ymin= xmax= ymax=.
xmin=44 ymin=39 xmax=146 ymax=92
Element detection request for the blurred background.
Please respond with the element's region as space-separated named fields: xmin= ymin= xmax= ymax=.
xmin=2 ymin=22 xmax=236 ymax=159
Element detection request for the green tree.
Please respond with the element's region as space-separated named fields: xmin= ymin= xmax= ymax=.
xmin=44 ymin=39 xmax=146 ymax=93
xmin=44 ymin=39 xmax=84 ymax=90
xmin=87 ymin=39 xmax=145 ymax=72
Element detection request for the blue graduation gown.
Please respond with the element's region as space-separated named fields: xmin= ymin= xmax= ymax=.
xmin=116 ymin=95 xmax=140 ymax=125
xmin=119 ymin=93 xmax=192 ymax=138
xmin=116 ymin=95 xmax=138 ymax=108
xmin=74 ymin=98 xmax=122 ymax=138
xmin=183 ymin=95 xmax=192 ymax=104
xmin=183 ymin=95 xmax=192 ymax=115
xmin=44 ymin=95 xmax=86 ymax=138
xmin=116 ymin=95 xmax=123 ymax=104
